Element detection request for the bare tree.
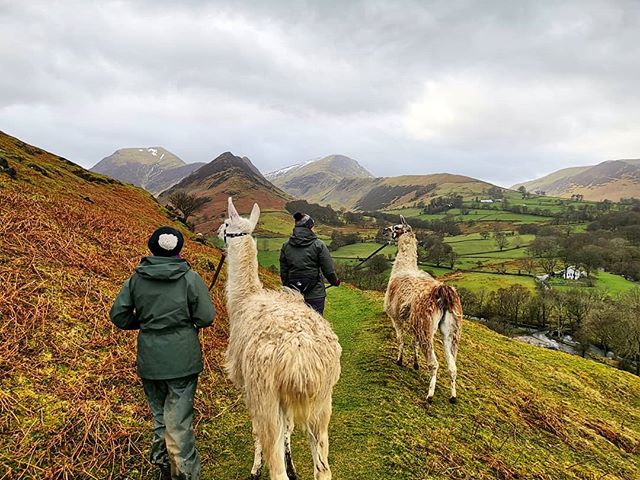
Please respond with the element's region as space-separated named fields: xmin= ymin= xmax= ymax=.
xmin=168 ymin=191 xmax=208 ymax=223
xmin=494 ymin=231 xmax=509 ymax=251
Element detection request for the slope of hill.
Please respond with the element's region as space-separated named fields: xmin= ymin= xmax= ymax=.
xmin=0 ymin=130 xmax=241 ymax=479
xmin=159 ymin=152 xmax=292 ymax=233
xmin=513 ymin=159 xmax=640 ymax=201
xmin=317 ymin=173 xmax=496 ymax=210
xmin=91 ymin=147 xmax=205 ymax=195
xmin=205 ymin=286 xmax=640 ymax=479
xmin=266 ymin=154 xmax=373 ymax=201
xmin=1 ymin=131 xmax=639 ymax=479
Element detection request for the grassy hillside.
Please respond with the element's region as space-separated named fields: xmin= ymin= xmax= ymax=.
xmin=512 ymin=160 xmax=640 ymax=202
xmin=512 ymin=166 xmax=591 ymax=192
xmin=315 ymin=174 xmax=495 ymax=211
xmin=203 ymin=287 xmax=640 ymax=479
xmin=0 ymin=131 xmax=238 ymax=478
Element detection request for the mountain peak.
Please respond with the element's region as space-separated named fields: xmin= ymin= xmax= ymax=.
xmin=90 ymin=147 xmax=204 ymax=195
xmin=266 ymin=154 xmax=373 ymax=199
xmin=188 ymin=151 xmax=265 ymax=182
xmin=159 ymin=151 xmax=291 ymax=233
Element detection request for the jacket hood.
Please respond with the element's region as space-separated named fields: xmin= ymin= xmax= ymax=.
xmin=288 ymin=226 xmax=317 ymax=247
xmin=136 ymin=256 xmax=191 ymax=281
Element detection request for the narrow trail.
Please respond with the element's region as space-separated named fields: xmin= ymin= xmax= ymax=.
xmin=201 ymin=286 xmax=640 ymax=480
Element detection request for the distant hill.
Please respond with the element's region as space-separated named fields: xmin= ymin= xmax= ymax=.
xmin=91 ymin=147 xmax=205 ymax=195
xmin=512 ymin=159 xmax=640 ymax=201
xmin=159 ymin=152 xmax=292 ymax=233
xmin=313 ymin=173 xmax=497 ymax=211
xmin=266 ymin=154 xmax=373 ymax=201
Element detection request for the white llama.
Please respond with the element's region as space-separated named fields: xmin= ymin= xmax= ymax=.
xmin=218 ymin=197 xmax=342 ymax=480
xmin=383 ymin=216 xmax=463 ymax=403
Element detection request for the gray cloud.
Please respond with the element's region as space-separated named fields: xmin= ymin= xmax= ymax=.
xmin=1 ymin=0 xmax=639 ymax=186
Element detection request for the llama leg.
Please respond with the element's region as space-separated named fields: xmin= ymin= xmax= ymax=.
xmin=253 ymin=400 xmax=288 ymax=480
xmin=412 ymin=337 xmax=419 ymax=370
xmin=307 ymin=403 xmax=332 ymax=480
xmin=391 ymin=317 xmax=404 ymax=366
xmin=250 ymin=430 xmax=263 ymax=479
xmin=423 ymin=334 xmax=439 ymax=403
xmin=284 ymin=411 xmax=298 ymax=480
xmin=440 ymin=313 xmax=459 ymax=403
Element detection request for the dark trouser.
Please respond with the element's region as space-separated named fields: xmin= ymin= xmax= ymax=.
xmin=142 ymin=374 xmax=200 ymax=480
xmin=305 ymin=296 xmax=326 ymax=315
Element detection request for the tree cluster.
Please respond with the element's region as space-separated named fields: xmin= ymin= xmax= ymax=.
xmin=459 ymin=285 xmax=640 ymax=374
xmin=421 ymin=195 xmax=463 ymax=214
xmin=285 ymin=200 xmax=342 ymax=226
xmin=328 ymin=231 xmax=361 ymax=251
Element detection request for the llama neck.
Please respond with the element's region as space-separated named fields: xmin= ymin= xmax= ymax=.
xmin=225 ymin=235 xmax=263 ymax=310
xmin=391 ymin=234 xmax=419 ymax=276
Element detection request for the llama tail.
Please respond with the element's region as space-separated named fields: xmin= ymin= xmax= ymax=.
xmin=411 ymin=284 xmax=462 ymax=348
xmin=431 ymin=284 xmax=462 ymax=355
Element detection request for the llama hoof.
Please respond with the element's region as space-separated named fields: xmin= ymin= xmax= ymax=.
xmin=396 ymin=358 xmax=403 ymax=367
xmin=413 ymin=362 xmax=419 ymax=370
xmin=426 ymin=396 xmax=433 ymax=404
xmin=449 ymin=396 xmax=457 ymax=404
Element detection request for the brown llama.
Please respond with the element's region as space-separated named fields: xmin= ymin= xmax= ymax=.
xmin=218 ymin=197 xmax=342 ymax=480
xmin=383 ymin=216 xmax=463 ymax=403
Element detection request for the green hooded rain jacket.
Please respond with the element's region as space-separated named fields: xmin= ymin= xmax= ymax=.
xmin=110 ymin=256 xmax=215 ymax=380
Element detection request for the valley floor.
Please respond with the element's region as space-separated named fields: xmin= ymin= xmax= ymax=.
xmin=196 ymin=287 xmax=639 ymax=480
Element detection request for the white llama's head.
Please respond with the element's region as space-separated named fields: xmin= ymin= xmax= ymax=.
xmin=217 ymin=197 xmax=261 ymax=243
xmin=383 ymin=215 xmax=412 ymax=240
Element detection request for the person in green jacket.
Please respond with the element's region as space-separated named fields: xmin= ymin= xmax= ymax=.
xmin=110 ymin=226 xmax=215 ymax=480
xmin=280 ymin=212 xmax=340 ymax=314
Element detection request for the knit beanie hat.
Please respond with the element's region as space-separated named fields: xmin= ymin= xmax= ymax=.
xmin=293 ymin=212 xmax=315 ymax=229
xmin=148 ymin=226 xmax=184 ymax=257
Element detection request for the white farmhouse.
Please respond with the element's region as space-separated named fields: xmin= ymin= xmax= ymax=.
xmin=559 ymin=266 xmax=585 ymax=280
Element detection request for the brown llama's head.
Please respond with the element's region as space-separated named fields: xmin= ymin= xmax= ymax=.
xmin=218 ymin=197 xmax=260 ymax=244
xmin=383 ymin=215 xmax=412 ymax=241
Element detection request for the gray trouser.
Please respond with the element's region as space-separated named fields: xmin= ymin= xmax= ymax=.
xmin=305 ymin=297 xmax=326 ymax=315
xmin=142 ymin=374 xmax=200 ymax=480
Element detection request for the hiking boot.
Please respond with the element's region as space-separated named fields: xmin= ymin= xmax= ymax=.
xmin=158 ymin=464 xmax=172 ymax=480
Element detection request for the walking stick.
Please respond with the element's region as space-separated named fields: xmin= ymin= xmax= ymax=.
xmin=208 ymin=253 xmax=227 ymax=291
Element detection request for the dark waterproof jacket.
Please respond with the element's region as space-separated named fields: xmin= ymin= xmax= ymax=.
xmin=110 ymin=256 xmax=215 ymax=380
xmin=280 ymin=227 xmax=338 ymax=300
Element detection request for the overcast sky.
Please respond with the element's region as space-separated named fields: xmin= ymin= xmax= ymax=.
xmin=1 ymin=0 xmax=639 ymax=186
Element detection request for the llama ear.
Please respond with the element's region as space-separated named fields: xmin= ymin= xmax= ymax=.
xmin=400 ymin=215 xmax=407 ymax=225
xmin=249 ymin=203 xmax=260 ymax=228
xmin=228 ymin=197 xmax=240 ymax=220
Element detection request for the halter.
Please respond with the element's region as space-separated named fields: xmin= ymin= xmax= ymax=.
xmin=223 ymin=225 xmax=250 ymax=244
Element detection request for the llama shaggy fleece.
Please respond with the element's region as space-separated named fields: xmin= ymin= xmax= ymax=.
xmin=384 ymin=227 xmax=462 ymax=401
xmin=220 ymin=198 xmax=341 ymax=480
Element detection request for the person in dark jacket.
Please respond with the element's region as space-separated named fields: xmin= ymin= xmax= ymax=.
xmin=110 ymin=226 xmax=215 ymax=480
xmin=280 ymin=212 xmax=340 ymax=314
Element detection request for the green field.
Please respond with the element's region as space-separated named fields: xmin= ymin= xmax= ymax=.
xmin=596 ymin=272 xmax=639 ymax=294
xmin=550 ymin=271 xmax=639 ymax=295
xmin=386 ymin=206 xmax=554 ymax=223
xmin=255 ymin=210 xmax=297 ymax=236
xmin=443 ymin=271 xmax=537 ymax=293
